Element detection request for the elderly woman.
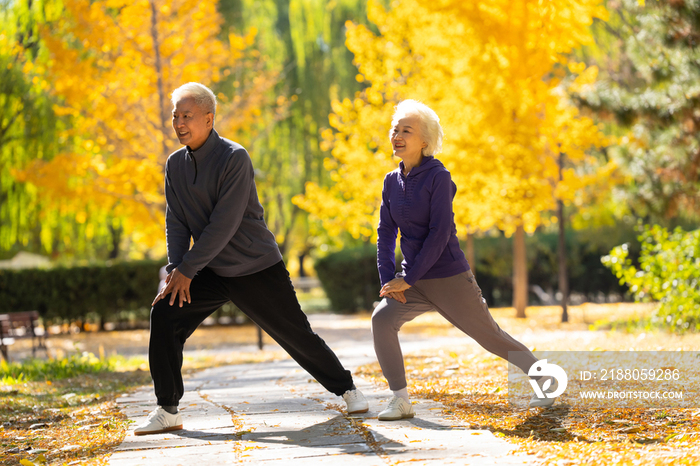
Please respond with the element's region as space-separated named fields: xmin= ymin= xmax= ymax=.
xmin=373 ymin=100 xmax=552 ymax=421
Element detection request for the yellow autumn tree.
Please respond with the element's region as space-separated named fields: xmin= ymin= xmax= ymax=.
xmin=294 ymin=0 xmax=611 ymax=315
xmin=14 ymin=0 xmax=282 ymax=257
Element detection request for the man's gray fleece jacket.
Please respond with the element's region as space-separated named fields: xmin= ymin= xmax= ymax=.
xmin=164 ymin=129 xmax=282 ymax=279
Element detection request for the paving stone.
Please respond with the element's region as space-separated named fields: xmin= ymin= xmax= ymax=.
xmin=115 ymin=426 xmax=243 ymax=451
xmin=108 ymin=443 xmax=241 ymax=466
xmin=237 ymin=442 xmax=373 ymax=461
xmin=203 ymin=395 xmax=319 ymax=415
xmin=241 ymin=452 xmax=386 ymax=465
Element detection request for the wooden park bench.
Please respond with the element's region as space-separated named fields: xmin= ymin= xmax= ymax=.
xmin=0 ymin=311 xmax=47 ymax=361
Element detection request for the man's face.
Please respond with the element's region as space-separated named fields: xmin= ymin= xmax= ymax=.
xmin=172 ymin=96 xmax=213 ymax=151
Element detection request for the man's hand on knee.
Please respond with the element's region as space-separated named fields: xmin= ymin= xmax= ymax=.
xmin=152 ymin=268 xmax=192 ymax=307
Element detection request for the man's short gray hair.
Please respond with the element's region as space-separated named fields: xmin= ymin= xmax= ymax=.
xmin=390 ymin=99 xmax=443 ymax=156
xmin=171 ymin=82 xmax=217 ymax=116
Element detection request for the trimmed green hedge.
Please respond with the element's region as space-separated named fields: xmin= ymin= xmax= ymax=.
xmin=314 ymin=245 xmax=382 ymax=314
xmin=0 ymin=260 xmax=163 ymax=323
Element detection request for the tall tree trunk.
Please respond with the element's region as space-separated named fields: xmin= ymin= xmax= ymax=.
xmin=298 ymin=243 xmax=311 ymax=278
xmin=276 ymin=203 xmax=300 ymax=257
xmin=513 ymin=224 xmax=528 ymax=318
xmin=108 ymin=224 xmax=121 ymax=260
xmin=298 ymin=252 xmax=307 ymax=277
xmin=149 ymin=0 xmax=169 ymax=158
xmin=466 ymin=232 xmax=475 ymax=277
xmin=558 ymin=150 xmax=569 ymax=322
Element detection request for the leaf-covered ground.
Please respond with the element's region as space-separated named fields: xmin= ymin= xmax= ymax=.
xmin=357 ymin=304 xmax=700 ymax=466
xmin=1 ymin=371 xmax=150 ymax=466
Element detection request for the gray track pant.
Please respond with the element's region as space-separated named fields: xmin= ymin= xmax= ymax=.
xmin=371 ymin=270 xmax=539 ymax=391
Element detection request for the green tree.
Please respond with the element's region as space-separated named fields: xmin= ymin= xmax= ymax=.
xmin=574 ymin=0 xmax=700 ymax=224
xmin=0 ymin=0 xmax=82 ymax=259
xmin=603 ymin=224 xmax=700 ymax=332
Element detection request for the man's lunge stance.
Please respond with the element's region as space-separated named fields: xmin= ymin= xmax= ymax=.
xmin=134 ymin=82 xmax=367 ymax=435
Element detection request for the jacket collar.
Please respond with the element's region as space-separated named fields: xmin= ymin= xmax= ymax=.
xmin=187 ymin=129 xmax=220 ymax=161
xmin=399 ymin=155 xmax=437 ymax=176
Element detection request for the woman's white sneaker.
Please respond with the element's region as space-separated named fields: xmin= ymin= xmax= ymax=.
xmin=378 ymin=396 xmax=415 ymax=421
xmin=342 ymin=388 xmax=369 ymax=414
xmin=134 ymin=407 xmax=183 ymax=435
xmin=529 ymin=379 xmax=558 ymax=409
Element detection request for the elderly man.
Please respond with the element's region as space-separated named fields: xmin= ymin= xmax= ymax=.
xmin=134 ymin=82 xmax=367 ymax=435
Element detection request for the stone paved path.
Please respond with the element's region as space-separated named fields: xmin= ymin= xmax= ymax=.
xmin=108 ymin=315 xmax=539 ymax=465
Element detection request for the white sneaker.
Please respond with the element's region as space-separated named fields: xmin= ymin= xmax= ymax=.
xmin=378 ymin=396 xmax=415 ymax=421
xmin=134 ymin=407 xmax=183 ymax=435
xmin=529 ymin=379 xmax=558 ymax=409
xmin=342 ymin=388 xmax=369 ymax=414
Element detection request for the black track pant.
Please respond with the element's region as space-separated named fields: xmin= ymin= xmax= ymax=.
xmin=149 ymin=261 xmax=354 ymax=406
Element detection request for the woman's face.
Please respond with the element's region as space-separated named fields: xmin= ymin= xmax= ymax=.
xmin=390 ymin=114 xmax=427 ymax=163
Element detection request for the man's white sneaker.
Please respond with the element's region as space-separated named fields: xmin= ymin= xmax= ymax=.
xmin=134 ymin=407 xmax=183 ymax=435
xmin=378 ymin=396 xmax=415 ymax=421
xmin=529 ymin=379 xmax=558 ymax=409
xmin=342 ymin=388 xmax=369 ymax=414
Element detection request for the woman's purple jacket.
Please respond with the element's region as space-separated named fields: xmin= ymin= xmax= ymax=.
xmin=377 ymin=156 xmax=470 ymax=287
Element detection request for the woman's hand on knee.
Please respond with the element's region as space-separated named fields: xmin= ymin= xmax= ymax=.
xmin=380 ymin=278 xmax=410 ymax=296
xmin=380 ymin=278 xmax=410 ymax=304
xmin=387 ymin=291 xmax=407 ymax=303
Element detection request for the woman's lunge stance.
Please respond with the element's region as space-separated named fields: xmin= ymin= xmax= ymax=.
xmin=372 ymin=100 xmax=552 ymax=421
